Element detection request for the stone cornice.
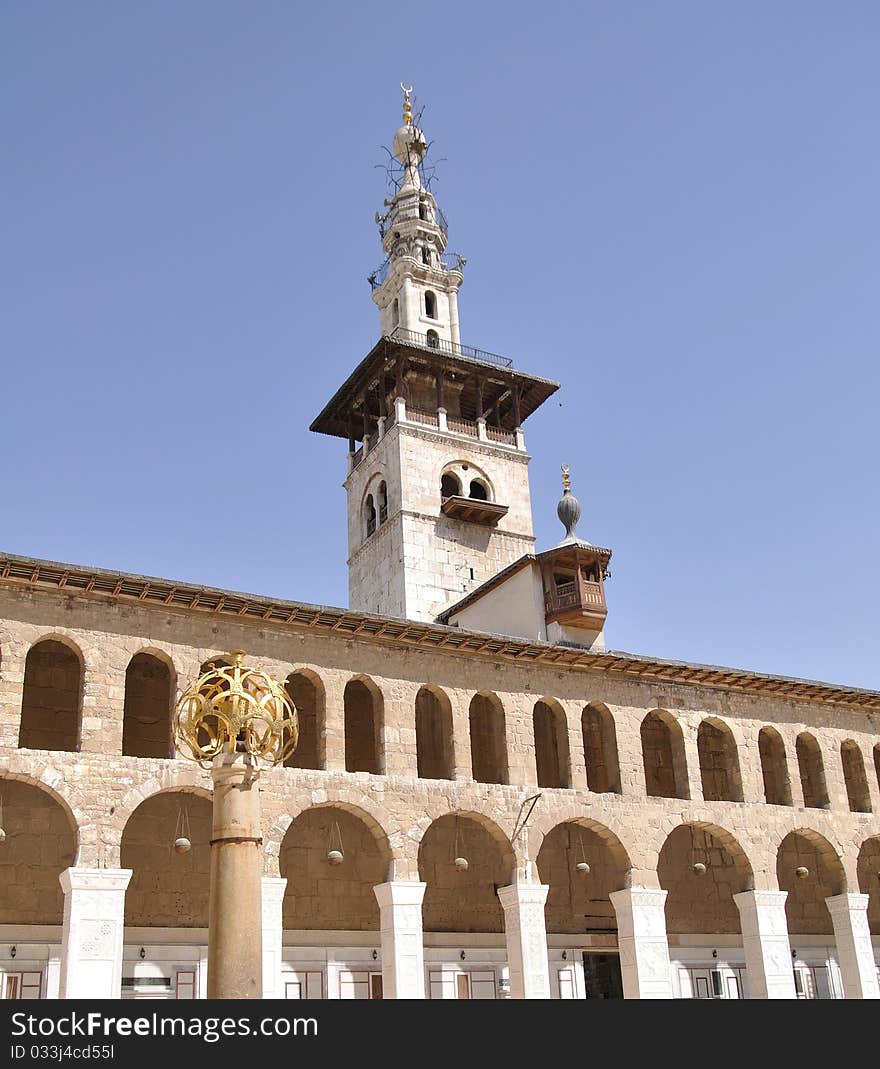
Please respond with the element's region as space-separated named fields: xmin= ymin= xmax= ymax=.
xmin=1 ymin=551 xmax=878 ymax=711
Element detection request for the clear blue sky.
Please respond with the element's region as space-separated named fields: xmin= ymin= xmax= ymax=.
xmin=2 ymin=3 xmax=878 ymax=688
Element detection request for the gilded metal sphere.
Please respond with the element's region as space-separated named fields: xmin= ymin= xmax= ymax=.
xmin=174 ymin=651 xmax=298 ymax=769
xmin=173 ymin=837 xmax=192 ymax=855
xmin=795 ymin=866 xmax=809 ymax=880
xmin=326 ymin=849 xmax=344 ymax=866
xmin=453 ymin=856 xmax=469 ymax=871
xmin=692 ymin=862 xmax=707 ymax=877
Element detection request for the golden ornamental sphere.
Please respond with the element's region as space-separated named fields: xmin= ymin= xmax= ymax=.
xmin=174 ymin=651 xmax=298 ymax=770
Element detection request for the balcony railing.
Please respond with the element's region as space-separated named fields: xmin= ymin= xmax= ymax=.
xmin=386 ymin=327 xmax=513 ymax=368
xmin=544 ymin=579 xmax=606 ymax=617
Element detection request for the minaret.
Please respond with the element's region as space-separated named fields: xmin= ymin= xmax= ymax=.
xmin=311 ymin=89 xmax=559 ymax=623
xmin=371 ymin=85 xmax=464 ymax=346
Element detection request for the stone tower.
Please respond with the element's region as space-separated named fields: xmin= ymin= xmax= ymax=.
xmin=311 ymin=89 xmax=559 ymax=622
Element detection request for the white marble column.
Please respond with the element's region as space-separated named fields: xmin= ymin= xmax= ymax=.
xmin=497 ymin=883 xmax=551 ymax=999
xmin=733 ymin=890 xmax=796 ymax=998
xmin=373 ymin=881 xmax=426 ymax=999
xmin=261 ymin=876 xmax=287 ymax=1000
xmin=59 ymin=868 xmax=131 ymax=999
xmin=826 ymin=893 xmax=879 ymax=999
xmin=609 ymin=888 xmax=673 ymax=999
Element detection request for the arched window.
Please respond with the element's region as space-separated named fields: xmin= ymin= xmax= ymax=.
xmin=377 ymin=481 xmax=388 ymax=524
xmin=758 ymin=726 xmax=792 ymax=805
xmin=391 ymin=298 xmax=399 ymax=327
xmin=364 ymin=493 xmax=376 ymax=538
xmin=418 ymin=199 xmax=428 ymax=221
xmin=533 ymin=699 xmax=569 ymax=788
xmin=469 ymin=692 xmax=507 ymax=785
xmin=440 ymin=472 xmax=461 ymax=499
xmin=344 ymin=677 xmax=383 ymax=775
xmin=284 ymin=670 xmax=325 ymax=770
xmin=426 ymin=329 xmax=439 ymax=349
xmin=582 ymin=702 xmax=621 ymax=794
xmin=697 ymin=719 xmax=743 ymax=801
xmin=468 ymin=479 xmax=489 ymax=501
xmin=122 ymin=652 xmax=173 ymax=759
xmin=841 ymin=740 xmax=871 ymax=813
xmin=19 ymin=639 xmax=82 ymax=752
xmin=415 ymin=686 xmax=454 ymax=780
xmin=424 ymin=291 xmax=437 ymax=319
xmin=640 ymin=710 xmax=689 ymax=799
xmin=796 ymin=733 xmax=829 ymax=809
xmin=421 ymin=246 xmax=430 ymax=265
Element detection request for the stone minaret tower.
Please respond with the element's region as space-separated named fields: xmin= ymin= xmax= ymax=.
xmin=311 ymin=89 xmax=559 ymax=622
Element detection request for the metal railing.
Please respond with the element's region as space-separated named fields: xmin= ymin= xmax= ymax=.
xmin=386 ymin=327 xmax=513 ymax=368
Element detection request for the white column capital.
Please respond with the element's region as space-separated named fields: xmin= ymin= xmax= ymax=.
xmin=373 ymin=880 xmax=427 ymax=999
xmin=825 ymin=893 xmax=878 ymax=998
xmin=610 ymin=887 xmax=673 ymax=999
xmin=59 ymin=867 xmax=132 ymax=1000
xmin=497 ymin=882 xmax=551 ymax=999
xmin=733 ymin=889 xmax=796 ymax=999
xmin=394 ymin=396 xmax=407 ymax=422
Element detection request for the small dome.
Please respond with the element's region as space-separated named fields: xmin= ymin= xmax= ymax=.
xmin=557 ymin=489 xmax=581 ymax=541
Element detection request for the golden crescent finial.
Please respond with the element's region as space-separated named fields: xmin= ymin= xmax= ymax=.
xmin=561 ymin=464 xmax=571 ymax=492
xmin=400 ymin=82 xmax=413 ymax=125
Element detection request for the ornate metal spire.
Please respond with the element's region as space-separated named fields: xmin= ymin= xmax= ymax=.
xmin=401 ymin=82 xmax=413 ymax=125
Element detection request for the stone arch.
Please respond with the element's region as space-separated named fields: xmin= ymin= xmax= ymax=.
xmin=0 ymin=776 xmax=78 ymax=925
xmin=120 ymin=787 xmax=213 ymax=928
xmin=415 ymin=685 xmax=454 ymax=781
xmin=874 ymin=743 xmax=880 ymax=795
xmin=343 ymin=675 xmax=384 ymax=775
xmin=19 ymin=635 xmax=84 ymax=752
xmin=581 ymin=701 xmax=621 ymax=794
xmin=856 ymin=836 xmax=880 ymax=936
xmin=640 ymin=709 xmax=689 ymax=799
xmin=533 ymin=697 xmax=570 ymax=789
xmin=697 ymin=718 xmax=744 ymax=802
xmin=536 ymin=819 xmax=631 ymax=934
xmin=284 ymin=668 xmax=326 ymax=771
xmin=796 ymin=733 xmax=829 ymax=809
xmin=840 ymin=740 xmax=871 ymax=813
xmin=469 ymin=691 xmax=508 ymax=785
xmin=418 ymin=811 xmax=516 ymax=933
xmin=658 ymin=822 xmax=754 ymax=935
xmin=122 ymin=649 xmax=175 ymax=759
xmin=279 ymin=803 xmax=392 ymax=931
xmin=777 ymin=828 xmax=846 ymax=935
xmin=424 ymin=290 xmax=437 ymax=319
xmin=758 ymin=726 xmax=792 ymax=806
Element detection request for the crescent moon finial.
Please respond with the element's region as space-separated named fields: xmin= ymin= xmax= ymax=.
xmin=400 ymin=82 xmax=414 ymax=125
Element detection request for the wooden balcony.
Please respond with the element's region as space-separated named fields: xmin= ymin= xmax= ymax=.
xmin=544 ymin=577 xmax=607 ymax=631
xmin=441 ymin=495 xmax=509 ymax=527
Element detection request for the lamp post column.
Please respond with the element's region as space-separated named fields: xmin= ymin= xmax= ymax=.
xmin=208 ymin=752 xmax=264 ymax=999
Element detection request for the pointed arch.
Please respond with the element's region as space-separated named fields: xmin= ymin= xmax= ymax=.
xmin=777 ymin=829 xmax=846 ymax=935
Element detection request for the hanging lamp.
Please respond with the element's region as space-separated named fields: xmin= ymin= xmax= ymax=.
xmin=173 ymin=798 xmax=192 ymax=855
xmin=326 ymin=820 xmax=344 ymax=865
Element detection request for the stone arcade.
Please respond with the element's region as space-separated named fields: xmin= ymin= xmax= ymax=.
xmin=0 ymin=92 xmax=878 ymax=1000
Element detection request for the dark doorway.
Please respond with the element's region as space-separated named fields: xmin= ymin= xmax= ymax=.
xmin=582 ymin=953 xmax=623 ymax=999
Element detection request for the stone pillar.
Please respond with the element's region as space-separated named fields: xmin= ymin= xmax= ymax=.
xmin=609 ymin=888 xmax=673 ymax=999
xmin=497 ymin=883 xmax=551 ymax=999
xmin=733 ymin=890 xmax=796 ymax=998
xmin=208 ymin=753 xmax=263 ymax=999
xmin=448 ymin=289 xmax=461 ymax=346
xmin=477 ymin=418 xmax=488 ymax=442
xmin=261 ymin=876 xmax=287 ymax=1000
xmin=373 ymin=881 xmax=427 ymax=999
xmin=826 ymin=893 xmax=880 ymax=998
xmin=59 ymin=868 xmax=131 ymax=999
xmin=394 ymin=395 xmax=407 ymax=423
xmin=437 ymin=408 xmax=448 ymax=432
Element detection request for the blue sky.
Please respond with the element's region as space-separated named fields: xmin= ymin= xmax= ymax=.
xmin=2 ymin=3 xmax=878 ymax=688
